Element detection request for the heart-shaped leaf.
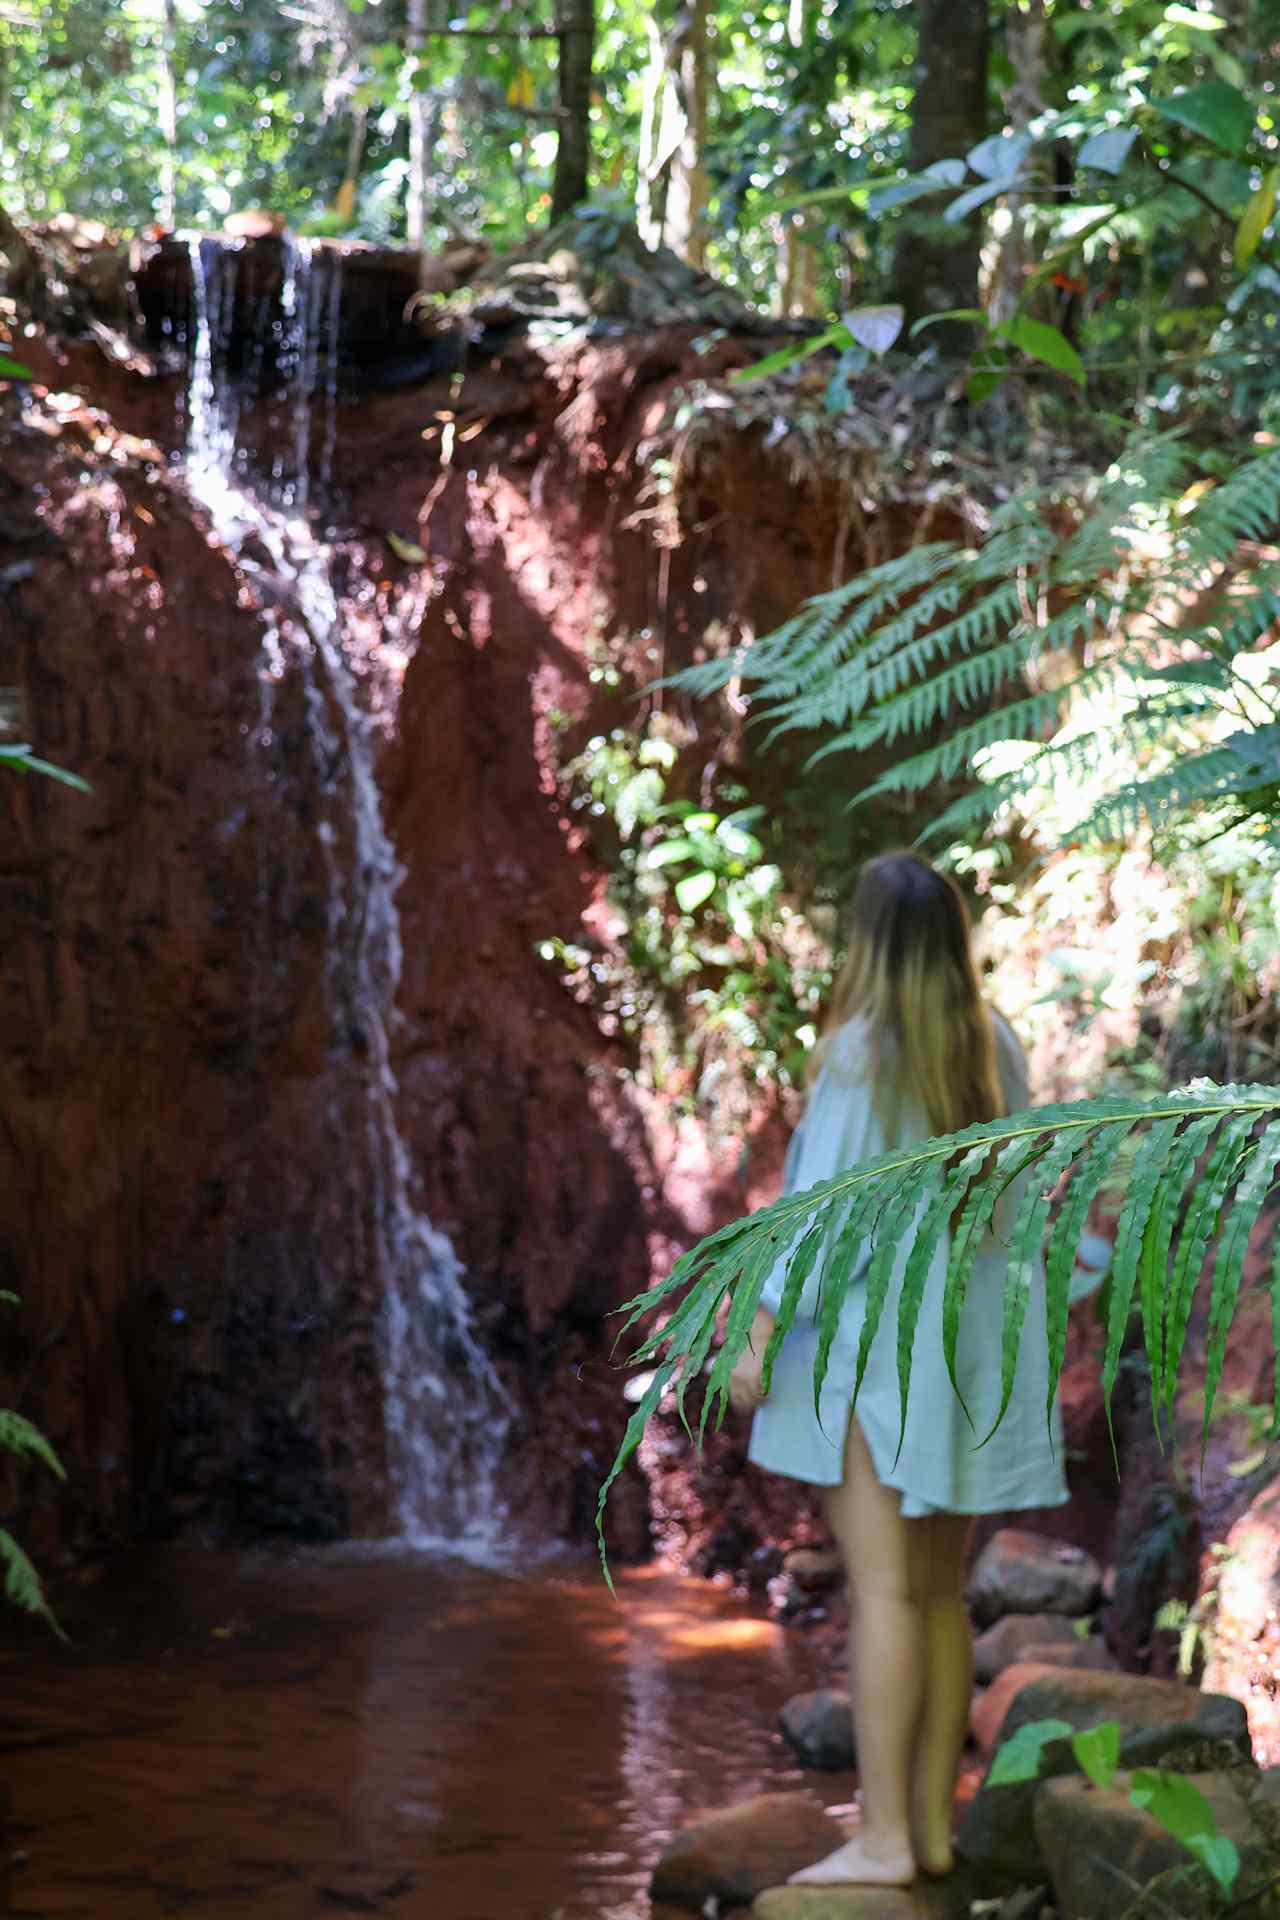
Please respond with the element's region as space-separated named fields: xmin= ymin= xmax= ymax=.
xmin=841 ymin=305 xmax=904 ymax=355
xmin=1079 ymin=126 xmax=1139 ymax=174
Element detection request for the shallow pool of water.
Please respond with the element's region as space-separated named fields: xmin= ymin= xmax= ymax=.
xmin=0 ymin=1547 xmax=853 ymax=1919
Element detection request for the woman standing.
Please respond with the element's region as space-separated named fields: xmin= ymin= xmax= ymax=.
xmin=729 ymin=852 xmax=1067 ymax=1888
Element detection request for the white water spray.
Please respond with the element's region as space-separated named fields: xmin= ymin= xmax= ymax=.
xmin=182 ymin=234 xmax=505 ymax=1550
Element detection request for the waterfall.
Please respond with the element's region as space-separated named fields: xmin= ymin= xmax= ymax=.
xmin=182 ymin=234 xmax=505 ymax=1552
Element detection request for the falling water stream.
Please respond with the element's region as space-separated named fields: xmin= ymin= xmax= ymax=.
xmin=182 ymin=235 xmax=504 ymax=1550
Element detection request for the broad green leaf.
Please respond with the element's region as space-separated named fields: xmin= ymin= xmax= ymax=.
xmin=1153 ymin=81 xmax=1255 ymax=155
xmin=945 ymin=176 xmax=1022 ymax=224
xmin=674 ymin=870 xmax=717 ymax=912
xmin=0 ymin=354 xmax=34 ymax=379
xmin=842 ymin=305 xmax=904 ymax=355
xmin=869 ymin=161 xmax=965 ymax=214
xmin=1164 ymin=4 xmax=1227 ymax=31
xmin=967 ymin=131 xmax=1034 ymax=181
xmin=1129 ymin=1769 xmax=1239 ymax=1892
xmin=645 ymin=837 xmax=694 ymax=868
xmin=996 ymin=313 xmax=1087 ymax=387
xmin=910 ymin=308 xmax=986 ymax=338
xmin=1079 ymin=126 xmax=1139 ymax=174
xmin=1235 ymin=167 xmax=1279 ymax=268
xmin=730 ymin=323 xmax=845 ymax=386
xmin=988 ymin=1718 xmax=1073 ymax=1786
xmin=1072 ymin=1720 xmax=1121 ymax=1789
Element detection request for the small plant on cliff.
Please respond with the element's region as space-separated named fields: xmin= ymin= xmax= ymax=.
xmin=0 ymin=1295 xmax=64 ymax=1630
xmin=548 ymin=722 xmax=830 ymax=1109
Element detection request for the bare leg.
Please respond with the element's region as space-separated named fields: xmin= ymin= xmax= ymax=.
xmin=789 ymin=1421 xmax=920 ymax=1888
xmin=911 ymin=1521 xmax=973 ymax=1876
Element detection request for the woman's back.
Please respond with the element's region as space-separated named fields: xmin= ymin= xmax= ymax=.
xmin=748 ymin=1005 xmax=1067 ymax=1519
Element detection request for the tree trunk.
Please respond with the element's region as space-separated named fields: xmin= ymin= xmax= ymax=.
xmin=891 ymin=0 xmax=990 ymax=328
xmin=157 ymin=0 xmax=179 ymax=229
xmin=991 ymin=0 xmax=1048 ymax=326
xmin=406 ymin=0 xmax=449 ymax=280
xmin=550 ymin=0 xmax=595 ymax=222
xmin=776 ymin=0 xmax=822 ymax=316
xmin=662 ymin=0 xmax=710 ymax=266
xmin=636 ymin=13 xmax=671 ymax=249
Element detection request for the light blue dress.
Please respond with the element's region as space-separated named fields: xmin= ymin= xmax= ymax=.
xmin=748 ymin=1013 xmax=1069 ymax=1517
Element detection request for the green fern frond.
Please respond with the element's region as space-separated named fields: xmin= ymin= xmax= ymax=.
xmin=0 ymin=1528 xmax=62 ymax=1634
xmin=597 ymin=1085 xmax=1280 ymax=1567
xmin=0 ymin=1410 xmax=65 ymax=1480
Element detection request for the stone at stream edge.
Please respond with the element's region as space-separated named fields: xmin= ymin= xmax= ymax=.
xmin=651 ymin=1792 xmax=842 ymax=1910
xmin=1034 ymin=1769 xmax=1280 ymax=1920
xmin=973 ymin=1611 xmax=1112 ymax=1684
xmin=783 ymin=1546 xmax=845 ymax=1594
xmin=957 ymin=1665 xmax=1253 ymax=1888
xmin=752 ymin=1881 xmax=961 ymax=1919
xmin=966 ymin=1530 xmax=1103 ymax=1629
xmin=778 ymin=1690 xmax=856 ymax=1770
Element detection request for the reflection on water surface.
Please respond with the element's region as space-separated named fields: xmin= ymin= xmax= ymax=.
xmin=0 ymin=1549 xmax=851 ymax=1919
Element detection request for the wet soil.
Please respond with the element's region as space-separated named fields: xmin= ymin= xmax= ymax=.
xmin=0 ymin=1549 xmax=851 ymax=1920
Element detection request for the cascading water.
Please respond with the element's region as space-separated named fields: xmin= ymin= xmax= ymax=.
xmin=181 ymin=234 xmax=505 ymax=1552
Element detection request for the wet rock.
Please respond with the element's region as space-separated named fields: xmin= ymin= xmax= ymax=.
xmin=966 ymin=1531 xmax=1102 ymax=1629
xmin=752 ymin=1882 xmax=958 ymax=1919
xmin=783 ymin=1546 xmax=844 ymax=1594
xmin=1016 ymin=1636 xmax=1116 ymax=1675
xmin=958 ymin=1666 xmax=1252 ymax=1886
xmin=973 ymin=1614 xmax=1100 ymax=1683
xmin=1202 ymin=1470 xmax=1280 ymax=1766
xmin=651 ymin=1792 xmax=840 ymax=1911
xmin=778 ymin=1690 xmax=856 ymax=1770
xmin=1034 ymin=1769 xmax=1280 ymax=1920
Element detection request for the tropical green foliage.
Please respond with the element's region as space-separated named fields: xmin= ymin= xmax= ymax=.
xmin=990 ymin=1714 xmax=1280 ymax=1908
xmin=597 ymin=1084 xmax=1280 ymax=1564
xmin=678 ymin=433 xmax=1280 ymax=853
xmin=0 ymin=1306 xmax=64 ymax=1631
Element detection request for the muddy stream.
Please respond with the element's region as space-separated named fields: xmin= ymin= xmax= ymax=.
xmin=0 ymin=1549 xmax=859 ymax=1920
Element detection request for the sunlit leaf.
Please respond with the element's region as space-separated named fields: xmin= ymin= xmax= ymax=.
xmin=1078 ymin=126 xmax=1139 ymax=174
xmin=674 ymin=870 xmax=717 ymax=912
xmin=1234 ymin=167 xmax=1279 ymax=268
xmin=842 ymin=305 xmax=904 ymax=355
xmin=1153 ymin=81 xmax=1255 ymax=155
xmin=386 ymin=531 xmax=428 ymax=563
xmin=1071 ymin=1720 xmax=1121 ymax=1789
xmin=988 ymin=1718 xmax=1073 ymax=1785
xmin=1129 ymin=1770 xmax=1239 ymax=1892
xmin=996 ymin=313 xmax=1087 ymax=386
xmin=967 ymin=131 xmax=1034 ymax=180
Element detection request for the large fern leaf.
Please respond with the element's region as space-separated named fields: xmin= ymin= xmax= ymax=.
xmin=597 ymin=1085 xmax=1280 ymax=1566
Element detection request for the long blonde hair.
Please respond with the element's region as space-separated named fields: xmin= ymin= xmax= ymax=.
xmin=814 ymin=851 xmax=1004 ymax=1138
